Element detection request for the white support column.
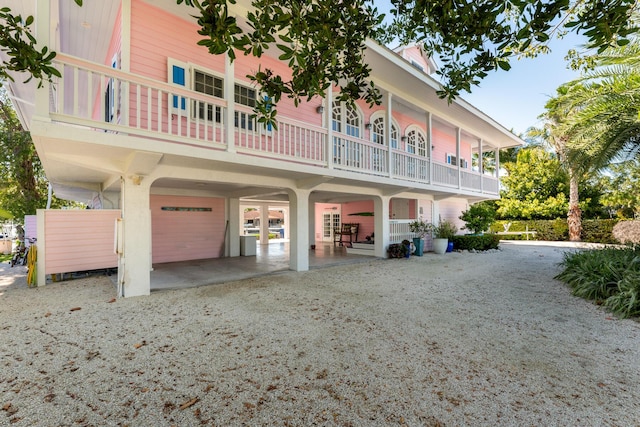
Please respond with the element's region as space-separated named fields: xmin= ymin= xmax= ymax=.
xmin=34 ymin=0 xmax=51 ymax=120
xmin=386 ymin=92 xmax=393 ymax=177
xmin=120 ymin=176 xmax=152 ymax=297
xmin=374 ymin=195 xmax=391 ymax=258
xmin=225 ymin=56 xmax=235 ymax=153
xmin=227 ymin=198 xmax=240 ymax=257
xmin=288 ymin=189 xmax=311 ymax=271
xmin=456 ymin=127 xmax=462 ymax=189
xmin=118 ymin=175 xmax=151 ymax=297
xmin=283 ymin=206 xmax=290 ymax=240
xmin=259 ymin=203 xmax=269 ymax=245
xmin=495 ymin=148 xmax=500 ymax=179
xmin=478 ymin=139 xmax=484 ymax=192
xmin=326 ymin=90 xmax=333 ymax=169
xmin=308 ymin=201 xmax=316 ymax=246
xmin=36 ymin=209 xmax=46 ymax=287
xmin=427 ymin=111 xmax=433 ymax=183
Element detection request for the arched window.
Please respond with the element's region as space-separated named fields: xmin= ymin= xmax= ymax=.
xmin=406 ymin=127 xmax=426 ymax=156
xmin=372 ymin=116 xmax=384 ymax=144
xmin=371 ymin=114 xmax=399 ymax=148
xmin=332 ymin=100 xmax=362 ymax=138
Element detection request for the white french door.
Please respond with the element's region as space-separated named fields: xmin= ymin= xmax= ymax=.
xmin=322 ymin=212 xmax=341 ymax=242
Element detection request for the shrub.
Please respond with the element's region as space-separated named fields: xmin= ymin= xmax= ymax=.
xmin=451 ymin=234 xmax=500 ymax=251
xmin=556 ymin=247 xmax=640 ymax=318
xmin=613 ymin=220 xmax=640 ymax=245
xmin=491 ymin=219 xmax=620 ymax=243
xmin=460 ymin=203 xmax=496 ymax=234
xmin=581 ymin=219 xmax=618 ymax=244
xmin=433 ymin=220 xmax=458 ymax=240
xmin=531 ymin=219 xmax=569 ymax=241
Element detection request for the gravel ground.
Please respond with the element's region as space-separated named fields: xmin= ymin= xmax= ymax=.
xmin=1 ymin=242 xmax=639 ymax=426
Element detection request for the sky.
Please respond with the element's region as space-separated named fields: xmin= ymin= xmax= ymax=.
xmin=455 ymin=34 xmax=586 ymax=137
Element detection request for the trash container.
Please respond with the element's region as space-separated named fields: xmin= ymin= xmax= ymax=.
xmin=239 ymin=235 xmax=256 ymax=256
xmin=279 ymin=228 xmax=285 ymax=239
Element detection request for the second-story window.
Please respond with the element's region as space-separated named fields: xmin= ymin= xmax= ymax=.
xmin=371 ymin=116 xmax=399 ymax=148
xmin=406 ymin=128 xmax=426 ymax=156
xmin=332 ymin=100 xmax=361 ymax=138
xmin=234 ymin=84 xmax=257 ymax=130
xmin=193 ymin=69 xmax=223 ymax=122
xmin=372 ymin=117 xmax=384 ymax=144
xmin=447 ymin=154 xmax=468 ymax=168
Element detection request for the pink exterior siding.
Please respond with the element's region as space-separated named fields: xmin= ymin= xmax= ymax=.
xmin=43 ymin=210 xmax=120 ymax=275
xmin=439 ymin=199 xmax=468 ymax=234
xmin=340 ymin=200 xmax=375 ymax=241
xmin=130 ymin=0 xmax=321 ymax=129
xmin=24 ymin=215 xmax=37 ymax=248
xmin=150 ymin=195 xmax=225 ymax=263
xmin=91 ymin=5 xmax=123 ymax=122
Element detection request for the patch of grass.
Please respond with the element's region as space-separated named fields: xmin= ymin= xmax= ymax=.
xmin=556 ymin=246 xmax=640 ymax=318
xmin=0 ymin=253 xmax=12 ymax=263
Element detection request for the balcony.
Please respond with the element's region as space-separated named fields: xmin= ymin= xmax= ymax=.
xmin=47 ymin=54 xmax=499 ymax=196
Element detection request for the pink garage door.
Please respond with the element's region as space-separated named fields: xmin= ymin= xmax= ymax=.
xmin=151 ymin=195 xmax=225 ymax=263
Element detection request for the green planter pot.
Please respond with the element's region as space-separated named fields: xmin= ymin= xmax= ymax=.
xmin=412 ymin=237 xmax=424 ymax=256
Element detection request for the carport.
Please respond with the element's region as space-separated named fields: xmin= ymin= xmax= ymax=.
xmin=149 ymin=241 xmax=374 ymax=291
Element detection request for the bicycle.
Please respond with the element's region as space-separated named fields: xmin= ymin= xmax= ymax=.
xmin=10 ymin=240 xmax=26 ymax=267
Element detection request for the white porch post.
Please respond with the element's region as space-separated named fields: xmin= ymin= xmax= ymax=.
xmin=34 ymin=0 xmax=51 ymax=120
xmin=427 ymin=112 xmax=433 ymax=183
xmin=456 ymin=127 xmax=462 ymax=189
xmin=478 ymin=138 xmax=484 ymax=192
xmin=495 ymin=148 xmax=500 ymax=179
xmin=120 ymin=176 xmax=152 ymax=297
xmin=386 ymin=92 xmax=393 ymax=177
xmin=283 ymin=206 xmax=290 ymax=240
xmin=259 ymin=203 xmax=269 ymax=245
xmin=227 ymin=198 xmax=240 ymax=257
xmin=374 ymin=195 xmax=391 ymax=258
xmin=326 ymin=90 xmax=333 ymax=170
xmin=288 ymin=189 xmax=311 ymax=271
xmin=36 ymin=209 xmax=46 ymax=286
xmin=225 ymin=56 xmax=235 ymax=153
xmin=308 ymin=201 xmax=316 ymax=246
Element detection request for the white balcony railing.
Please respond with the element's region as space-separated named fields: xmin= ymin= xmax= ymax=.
xmin=47 ymin=54 xmax=499 ymax=196
xmin=333 ymin=135 xmax=389 ymax=175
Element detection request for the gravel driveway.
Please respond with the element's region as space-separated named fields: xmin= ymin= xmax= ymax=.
xmin=1 ymin=242 xmax=639 ymax=426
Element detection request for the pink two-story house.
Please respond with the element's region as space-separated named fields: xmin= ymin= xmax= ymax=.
xmin=4 ymin=0 xmax=522 ymax=297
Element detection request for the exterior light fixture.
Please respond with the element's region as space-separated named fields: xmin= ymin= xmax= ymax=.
xmin=316 ymin=106 xmax=324 ymax=114
xmin=365 ymin=122 xmax=372 ymax=130
xmin=401 ymin=136 xmax=407 ymax=142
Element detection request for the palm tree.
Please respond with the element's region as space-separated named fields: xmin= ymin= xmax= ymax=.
xmin=537 ymin=87 xmax=590 ymax=241
xmin=561 ymin=39 xmax=640 ymax=161
xmin=538 ymin=39 xmax=640 ymax=240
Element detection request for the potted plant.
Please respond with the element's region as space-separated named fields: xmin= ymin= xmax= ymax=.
xmin=408 ymin=218 xmax=433 ymax=256
xmin=432 ymin=219 xmax=457 ymax=254
xmin=401 ymin=239 xmax=412 ymax=258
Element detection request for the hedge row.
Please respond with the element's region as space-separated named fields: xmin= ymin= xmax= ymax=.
xmin=451 ymin=234 xmax=501 ymax=251
xmin=489 ymin=219 xmax=620 ymax=244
